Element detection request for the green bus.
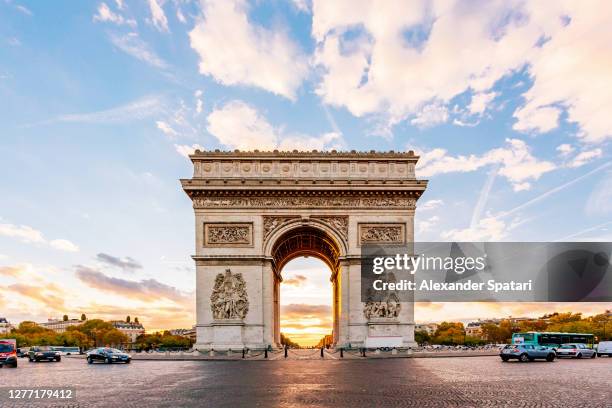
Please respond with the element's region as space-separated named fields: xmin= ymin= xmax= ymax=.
xmin=511 ymin=332 xmax=595 ymax=349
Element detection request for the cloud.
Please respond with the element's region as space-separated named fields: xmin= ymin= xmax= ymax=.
xmin=556 ymin=144 xmax=574 ymax=157
xmin=93 ymin=2 xmax=137 ymax=27
xmin=512 ymin=105 xmax=560 ymax=134
xmin=49 ymin=239 xmax=79 ymax=252
xmin=147 ymin=0 xmax=169 ymax=32
xmin=51 ymin=95 xmax=166 ymax=124
xmin=567 ymin=148 xmax=603 ymax=168
xmin=206 ymin=100 xmax=344 ymax=150
xmin=109 ymin=32 xmax=169 ymax=69
xmin=189 ymin=0 xmax=308 ymax=100
xmin=417 ymin=138 xmax=555 ymax=191
xmin=0 ymin=221 xmax=78 ymax=252
xmin=419 ymin=199 xmax=444 ymax=211
xmin=96 ymin=253 xmax=143 ymax=270
xmin=512 ymin=3 xmax=612 ymax=143
xmin=585 ymin=172 xmax=612 ymax=216
xmin=156 ymin=120 xmax=178 ymax=138
xmin=281 ymin=303 xmax=331 ymax=317
xmin=75 ymin=265 xmax=190 ymax=304
xmin=15 ymin=4 xmax=32 ymax=15
xmin=194 ymin=89 xmax=203 ymax=114
xmin=174 ymin=144 xmax=204 ymax=158
xmin=418 ymin=215 xmax=439 ymax=234
xmin=8 ymin=283 xmax=67 ymax=309
xmin=410 ymin=103 xmax=449 ymax=128
xmin=0 ymin=265 xmax=24 ymax=278
xmin=0 ymin=222 xmax=44 ymax=243
xmin=291 ymin=0 xmax=310 ymax=13
xmin=283 ymin=274 xmax=307 ymax=287
xmin=311 ymin=1 xmax=612 ymax=141
xmin=468 ymin=92 xmax=497 ymax=116
xmin=441 ymin=216 xmax=507 ymax=241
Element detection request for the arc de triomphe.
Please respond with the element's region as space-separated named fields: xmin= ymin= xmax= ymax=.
xmin=181 ymin=150 xmax=427 ymax=350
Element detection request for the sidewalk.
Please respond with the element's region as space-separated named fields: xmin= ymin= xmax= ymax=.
xmin=67 ymin=349 xmax=500 ymax=361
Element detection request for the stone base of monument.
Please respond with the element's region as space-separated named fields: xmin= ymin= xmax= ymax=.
xmin=209 ymin=319 xmax=246 ymax=350
xmin=365 ymin=319 xmax=417 ymax=348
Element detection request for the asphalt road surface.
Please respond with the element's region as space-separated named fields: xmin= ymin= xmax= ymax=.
xmin=1 ymin=355 xmax=610 ymax=407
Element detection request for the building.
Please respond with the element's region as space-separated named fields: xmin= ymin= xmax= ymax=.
xmin=111 ymin=321 xmax=145 ymax=343
xmin=0 ymin=317 xmax=14 ymax=334
xmin=170 ymin=327 xmax=197 ymax=342
xmin=39 ymin=318 xmax=83 ymax=333
xmin=465 ymin=321 xmax=485 ymax=338
xmin=415 ymin=323 xmax=438 ymax=335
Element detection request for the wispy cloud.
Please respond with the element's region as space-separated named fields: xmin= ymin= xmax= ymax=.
xmin=0 ymin=220 xmax=79 ymax=252
xmin=93 ymin=2 xmax=137 ymax=27
xmin=147 ymin=0 xmax=169 ymax=32
xmin=75 ymin=265 xmax=191 ymax=304
xmin=96 ymin=253 xmax=142 ymax=271
xmin=27 ymin=95 xmax=166 ymax=126
xmin=417 ymin=139 xmax=555 ymax=192
xmin=109 ymin=32 xmax=169 ymax=69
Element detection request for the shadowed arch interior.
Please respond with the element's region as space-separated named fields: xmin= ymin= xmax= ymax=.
xmin=271 ymin=226 xmax=340 ymax=278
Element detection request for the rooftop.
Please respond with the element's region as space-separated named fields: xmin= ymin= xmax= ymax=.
xmin=189 ymin=149 xmax=419 ymax=160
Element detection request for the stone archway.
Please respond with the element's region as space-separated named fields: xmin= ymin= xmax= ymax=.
xmin=270 ymin=224 xmax=341 ymax=346
xmin=181 ymin=150 xmax=427 ymax=350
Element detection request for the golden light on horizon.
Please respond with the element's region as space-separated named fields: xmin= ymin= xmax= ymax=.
xmin=280 ymin=257 xmax=333 ymax=347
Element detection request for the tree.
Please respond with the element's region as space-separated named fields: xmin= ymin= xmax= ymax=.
xmin=102 ymin=329 xmax=128 ymax=347
xmin=415 ymin=330 xmax=431 ymax=345
xmin=63 ymin=315 xmax=69 ymax=321
xmin=81 ymin=314 xmax=86 ymax=321
xmin=432 ymin=322 xmax=465 ymax=345
xmin=126 ymin=316 xmax=131 ymax=323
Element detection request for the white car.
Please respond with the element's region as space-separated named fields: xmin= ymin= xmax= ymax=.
xmin=556 ymin=343 xmax=596 ymax=359
xmin=597 ymin=341 xmax=612 ymax=357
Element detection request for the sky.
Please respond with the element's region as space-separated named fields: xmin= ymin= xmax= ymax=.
xmin=0 ymin=0 xmax=611 ymax=342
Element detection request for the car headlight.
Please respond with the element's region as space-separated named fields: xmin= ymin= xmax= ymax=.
xmin=55 ymin=352 xmax=60 ymax=356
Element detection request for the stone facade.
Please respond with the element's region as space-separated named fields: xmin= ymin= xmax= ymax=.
xmin=181 ymin=150 xmax=427 ymax=350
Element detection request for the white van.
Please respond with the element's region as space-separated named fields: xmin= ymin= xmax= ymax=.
xmin=596 ymin=341 xmax=612 ymax=357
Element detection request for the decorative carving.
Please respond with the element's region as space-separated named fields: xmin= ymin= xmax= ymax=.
xmin=263 ymin=216 xmax=299 ymax=239
xmin=363 ymin=295 xmax=401 ymax=319
xmin=359 ymin=224 xmax=405 ymax=244
xmin=193 ymin=196 xmax=416 ymax=210
xmin=211 ymin=269 xmax=249 ymax=320
xmin=204 ymin=223 xmax=252 ymax=246
xmin=311 ymin=216 xmax=348 ymax=240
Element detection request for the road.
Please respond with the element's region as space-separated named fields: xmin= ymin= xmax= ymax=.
xmin=1 ymin=355 xmax=610 ymax=407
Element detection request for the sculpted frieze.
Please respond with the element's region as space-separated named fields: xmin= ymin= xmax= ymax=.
xmin=204 ymin=223 xmax=252 ymax=246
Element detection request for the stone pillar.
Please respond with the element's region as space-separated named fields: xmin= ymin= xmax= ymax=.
xmin=262 ymin=261 xmax=275 ymax=347
xmin=337 ymin=260 xmax=351 ymax=346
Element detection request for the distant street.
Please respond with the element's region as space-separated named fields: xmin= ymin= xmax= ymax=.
xmin=2 ymin=356 xmax=611 ymax=407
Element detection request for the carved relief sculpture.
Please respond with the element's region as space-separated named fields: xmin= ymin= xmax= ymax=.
xmin=263 ymin=216 xmax=299 ymax=240
xmin=204 ymin=223 xmax=252 ymax=246
xmin=359 ymin=224 xmax=405 ymax=244
xmin=211 ymin=269 xmax=249 ymax=320
xmin=312 ymin=216 xmax=348 ymax=240
xmin=363 ymin=294 xmax=401 ymax=319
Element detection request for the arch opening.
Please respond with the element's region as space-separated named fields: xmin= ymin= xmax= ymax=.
xmin=279 ymin=257 xmax=333 ymax=348
xmin=271 ymin=226 xmax=341 ymax=347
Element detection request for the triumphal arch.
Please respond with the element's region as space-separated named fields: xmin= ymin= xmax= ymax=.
xmin=181 ymin=150 xmax=427 ymax=350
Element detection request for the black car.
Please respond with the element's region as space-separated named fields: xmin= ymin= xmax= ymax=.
xmin=0 ymin=341 xmax=18 ymax=368
xmin=86 ymin=347 xmax=131 ymax=364
xmin=28 ymin=346 xmax=61 ymax=362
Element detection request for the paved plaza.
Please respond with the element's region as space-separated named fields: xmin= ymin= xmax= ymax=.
xmin=1 ymin=355 xmax=610 ymax=407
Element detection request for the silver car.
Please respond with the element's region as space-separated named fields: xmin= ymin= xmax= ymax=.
xmin=556 ymin=343 xmax=596 ymax=359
